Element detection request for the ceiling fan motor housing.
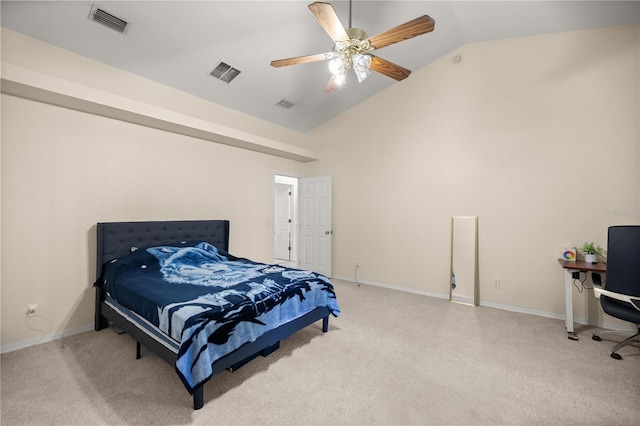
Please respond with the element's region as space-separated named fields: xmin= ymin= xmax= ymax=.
xmin=346 ymin=28 xmax=368 ymax=42
xmin=341 ymin=28 xmax=371 ymax=52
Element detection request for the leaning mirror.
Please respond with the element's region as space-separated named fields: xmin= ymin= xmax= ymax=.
xmin=450 ymin=216 xmax=478 ymax=306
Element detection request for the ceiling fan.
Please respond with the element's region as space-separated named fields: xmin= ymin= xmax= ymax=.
xmin=270 ymin=1 xmax=435 ymax=93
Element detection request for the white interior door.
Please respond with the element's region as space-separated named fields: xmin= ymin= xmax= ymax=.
xmin=273 ymin=183 xmax=293 ymax=261
xmin=300 ymin=176 xmax=332 ymax=277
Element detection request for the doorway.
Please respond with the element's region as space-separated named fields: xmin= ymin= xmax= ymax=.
xmin=273 ymin=174 xmax=333 ymax=276
xmin=273 ymin=174 xmax=299 ymax=267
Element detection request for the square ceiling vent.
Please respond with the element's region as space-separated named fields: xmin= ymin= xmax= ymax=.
xmin=88 ymin=4 xmax=128 ymax=33
xmin=275 ymin=99 xmax=295 ymax=110
xmin=209 ymin=61 xmax=241 ymax=84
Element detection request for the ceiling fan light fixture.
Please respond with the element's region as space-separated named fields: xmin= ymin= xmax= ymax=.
xmin=334 ymin=69 xmax=348 ymax=86
xmin=353 ymin=54 xmax=372 ymax=82
xmin=333 ymin=40 xmax=348 ymax=52
xmin=328 ymin=57 xmax=345 ymax=75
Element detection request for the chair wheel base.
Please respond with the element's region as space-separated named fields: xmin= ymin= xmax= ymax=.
xmin=610 ymin=352 xmax=622 ymax=360
xmin=592 ymin=335 xmax=602 ymax=341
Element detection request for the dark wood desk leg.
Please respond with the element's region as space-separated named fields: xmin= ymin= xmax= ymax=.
xmin=322 ymin=316 xmax=329 ymax=333
xmin=136 ymin=341 xmax=142 ymax=359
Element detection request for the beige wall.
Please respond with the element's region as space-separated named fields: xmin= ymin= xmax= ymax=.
xmin=1 ymin=29 xmax=310 ymax=349
xmin=2 ymin=24 xmax=639 ymax=350
xmin=1 ymin=94 xmax=305 ymax=348
xmin=305 ymin=24 xmax=639 ymax=323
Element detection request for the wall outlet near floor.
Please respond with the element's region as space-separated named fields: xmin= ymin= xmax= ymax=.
xmin=492 ymin=279 xmax=501 ymax=289
xmin=26 ymin=304 xmax=39 ymax=317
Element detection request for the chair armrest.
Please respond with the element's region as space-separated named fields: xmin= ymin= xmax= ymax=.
xmin=593 ymin=286 xmax=640 ymax=312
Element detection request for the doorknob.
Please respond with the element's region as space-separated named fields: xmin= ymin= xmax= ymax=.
xmin=325 ymin=230 xmax=333 ymax=235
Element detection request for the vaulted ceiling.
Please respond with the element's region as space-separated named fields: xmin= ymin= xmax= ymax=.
xmin=2 ymin=1 xmax=638 ymax=133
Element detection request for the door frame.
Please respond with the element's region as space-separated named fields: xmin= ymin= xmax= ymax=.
xmin=273 ymin=173 xmax=300 ymax=265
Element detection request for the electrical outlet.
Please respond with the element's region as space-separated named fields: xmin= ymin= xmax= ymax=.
xmin=26 ymin=304 xmax=39 ymax=317
xmin=492 ymin=279 xmax=501 ymax=289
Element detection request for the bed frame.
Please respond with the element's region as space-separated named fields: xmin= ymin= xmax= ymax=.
xmin=94 ymin=220 xmax=330 ymax=409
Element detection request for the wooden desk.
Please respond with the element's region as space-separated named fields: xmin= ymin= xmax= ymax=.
xmin=557 ymin=259 xmax=607 ymax=340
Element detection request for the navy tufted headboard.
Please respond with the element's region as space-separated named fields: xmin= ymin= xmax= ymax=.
xmin=96 ymin=220 xmax=230 ymax=279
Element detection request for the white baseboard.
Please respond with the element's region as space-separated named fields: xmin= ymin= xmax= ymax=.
xmin=3 ymin=277 xmax=634 ymax=354
xmin=333 ymin=274 xmax=449 ymax=300
xmin=1 ymin=323 xmax=94 ymax=354
xmin=332 ymin=275 xmax=637 ymax=332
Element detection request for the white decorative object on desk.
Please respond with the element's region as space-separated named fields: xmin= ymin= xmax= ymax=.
xmin=562 ymin=248 xmax=577 ymax=261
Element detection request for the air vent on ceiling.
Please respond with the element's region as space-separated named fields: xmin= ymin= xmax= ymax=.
xmin=209 ymin=61 xmax=241 ymax=83
xmin=88 ymin=4 xmax=128 ymax=33
xmin=275 ymin=99 xmax=295 ymax=110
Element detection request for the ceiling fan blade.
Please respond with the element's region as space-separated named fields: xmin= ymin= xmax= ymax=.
xmin=369 ymin=56 xmax=411 ymax=81
xmin=271 ymin=52 xmax=335 ymax=68
xmin=367 ymin=15 xmax=435 ymax=50
xmin=309 ymin=2 xmax=350 ymax=43
xmin=324 ymin=75 xmax=340 ymax=93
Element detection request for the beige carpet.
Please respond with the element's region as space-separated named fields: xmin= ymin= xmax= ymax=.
xmin=2 ymin=279 xmax=639 ymax=425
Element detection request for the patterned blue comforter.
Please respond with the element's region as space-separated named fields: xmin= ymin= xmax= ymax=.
xmin=100 ymin=241 xmax=340 ymax=393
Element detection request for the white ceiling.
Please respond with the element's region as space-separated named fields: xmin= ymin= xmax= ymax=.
xmin=2 ymin=1 xmax=638 ymax=133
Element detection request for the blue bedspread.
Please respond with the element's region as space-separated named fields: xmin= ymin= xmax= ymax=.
xmin=100 ymin=241 xmax=340 ymax=393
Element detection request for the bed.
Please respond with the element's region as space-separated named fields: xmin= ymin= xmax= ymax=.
xmin=94 ymin=220 xmax=340 ymax=409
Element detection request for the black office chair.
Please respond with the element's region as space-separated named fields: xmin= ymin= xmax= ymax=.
xmin=592 ymin=225 xmax=640 ymax=359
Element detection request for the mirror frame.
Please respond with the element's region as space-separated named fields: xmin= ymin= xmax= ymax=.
xmin=449 ymin=216 xmax=478 ymax=306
